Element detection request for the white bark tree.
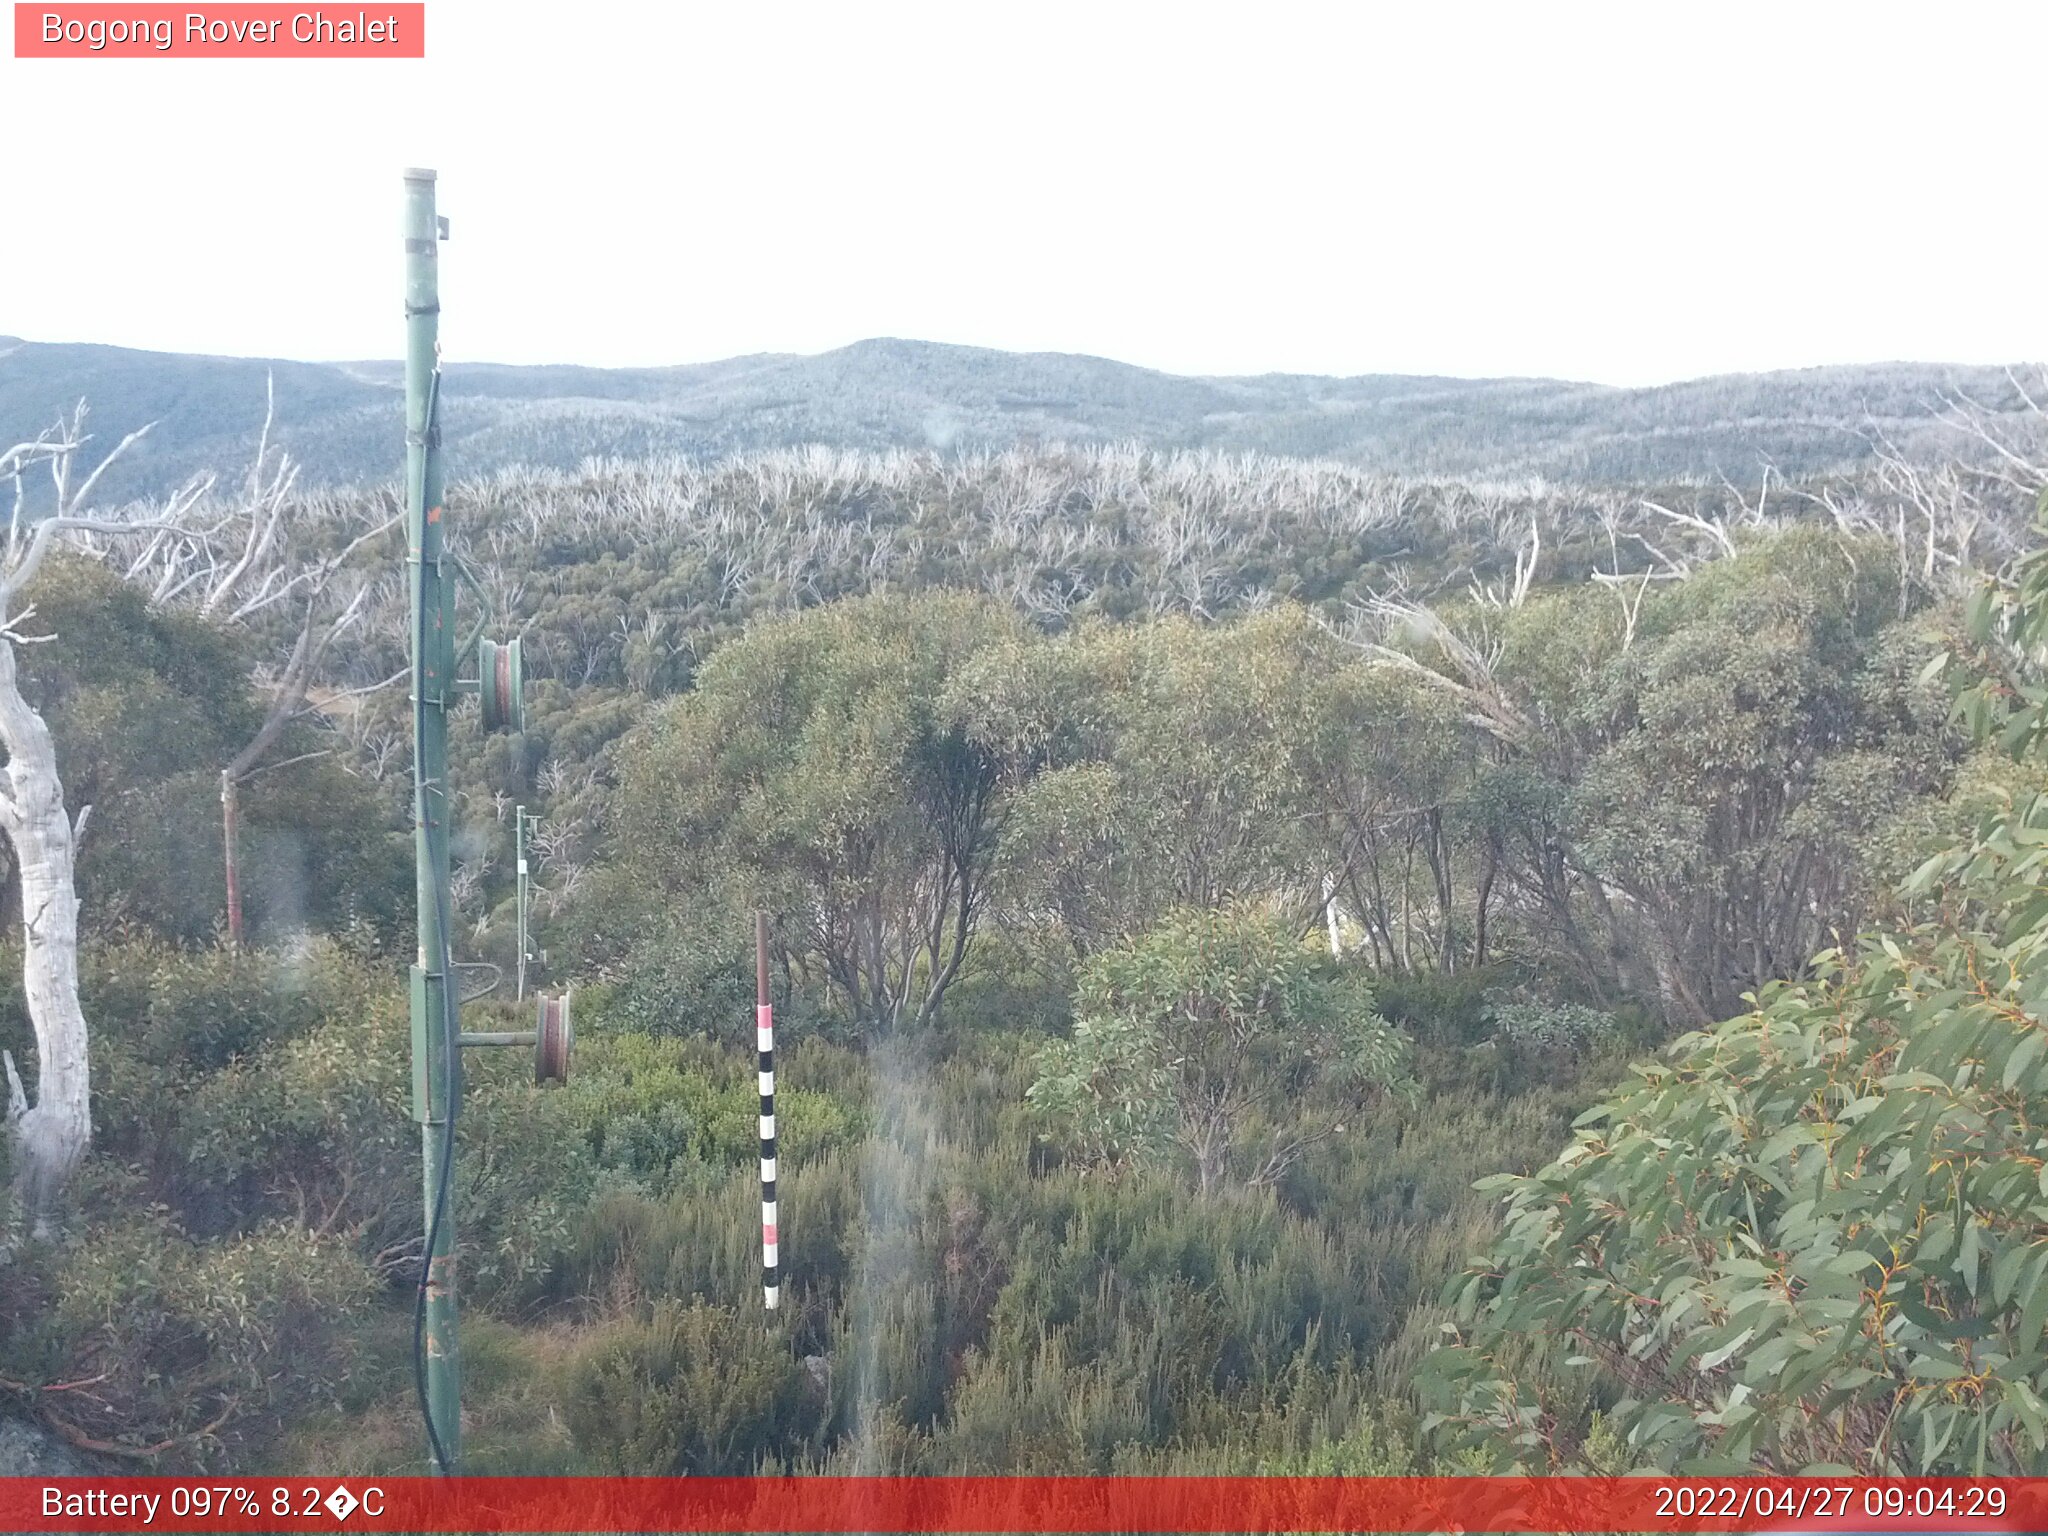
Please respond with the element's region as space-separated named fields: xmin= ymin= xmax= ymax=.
xmin=0 ymin=392 xmax=407 ymax=1226
xmin=0 ymin=409 xmax=204 ymax=1236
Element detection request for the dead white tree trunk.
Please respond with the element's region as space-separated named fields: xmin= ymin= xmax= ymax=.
xmin=0 ymin=409 xmax=208 ymax=1234
xmin=0 ymin=629 xmax=87 ymax=1234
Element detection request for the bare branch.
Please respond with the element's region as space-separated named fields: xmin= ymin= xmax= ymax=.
xmin=63 ymin=420 xmax=158 ymax=514
xmin=5 ymin=515 xmax=200 ymax=602
xmin=1641 ymin=499 xmax=1736 ymax=560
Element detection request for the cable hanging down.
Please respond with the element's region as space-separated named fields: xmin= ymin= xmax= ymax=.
xmin=409 ymin=361 xmax=458 ymax=1476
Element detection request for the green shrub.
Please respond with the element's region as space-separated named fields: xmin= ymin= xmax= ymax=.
xmin=564 ymin=1032 xmax=863 ymax=1186
xmin=1031 ymin=907 xmax=1411 ymax=1193
xmin=1484 ymin=999 xmax=1621 ymax=1084
xmin=1372 ymin=967 xmax=1505 ymax=1048
xmin=17 ymin=1208 xmax=378 ymax=1464
xmin=169 ymin=985 xmax=413 ymax=1246
xmin=72 ymin=934 xmax=389 ymax=1087
xmin=564 ymin=1299 xmax=826 ymax=1473
xmin=574 ymin=911 xmax=755 ymax=1039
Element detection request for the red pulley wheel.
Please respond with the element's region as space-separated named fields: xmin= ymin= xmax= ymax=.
xmin=535 ymin=991 xmax=571 ymax=1084
xmin=479 ymin=636 xmax=524 ymax=734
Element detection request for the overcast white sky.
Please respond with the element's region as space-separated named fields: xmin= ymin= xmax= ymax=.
xmin=3 ymin=1 xmax=2043 ymax=386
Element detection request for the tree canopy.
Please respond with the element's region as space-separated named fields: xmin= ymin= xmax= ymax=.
xmin=1423 ymin=513 xmax=2048 ymax=1475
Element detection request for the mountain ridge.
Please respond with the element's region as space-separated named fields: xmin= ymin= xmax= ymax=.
xmin=0 ymin=333 xmax=2033 ymax=501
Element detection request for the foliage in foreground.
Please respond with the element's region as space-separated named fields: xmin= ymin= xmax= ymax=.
xmin=1427 ymin=514 xmax=2048 ymax=1474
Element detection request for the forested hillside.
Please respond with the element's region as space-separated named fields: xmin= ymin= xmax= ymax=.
xmin=2 ymin=334 xmax=2040 ymax=504
xmin=1 ymin=408 xmax=2046 ymax=1476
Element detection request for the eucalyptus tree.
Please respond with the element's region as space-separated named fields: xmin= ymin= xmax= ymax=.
xmin=179 ymin=396 xmax=401 ymax=945
xmin=981 ymin=607 xmax=1346 ymax=960
xmin=1291 ymin=661 xmax=1474 ymax=972
xmin=617 ymin=590 xmax=1030 ymax=1030
xmin=1347 ymin=525 xmax=1956 ymax=1019
xmin=38 ymin=381 xmax=406 ymax=943
xmin=1426 ymin=507 xmax=2048 ymax=1475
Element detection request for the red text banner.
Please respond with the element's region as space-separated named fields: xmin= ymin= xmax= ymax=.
xmin=1 ymin=1476 xmax=2043 ymax=1533
xmin=14 ymin=4 xmax=424 ymax=57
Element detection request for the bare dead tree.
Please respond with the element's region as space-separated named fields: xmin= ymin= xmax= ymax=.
xmin=124 ymin=383 xmax=404 ymax=944
xmin=1337 ymin=594 xmax=1536 ymax=748
xmin=1641 ymin=497 xmax=1737 ymax=561
xmin=1469 ymin=518 xmax=1541 ymax=611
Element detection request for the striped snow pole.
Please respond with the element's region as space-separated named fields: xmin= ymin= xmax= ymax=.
xmin=756 ymin=912 xmax=779 ymax=1311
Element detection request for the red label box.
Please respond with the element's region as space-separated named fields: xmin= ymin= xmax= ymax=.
xmin=14 ymin=3 xmax=425 ymax=56
xmin=1 ymin=1476 xmax=2042 ymax=1533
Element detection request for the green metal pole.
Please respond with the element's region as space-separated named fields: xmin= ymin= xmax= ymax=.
xmin=403 ymin=166 xmax=461 ymax=1474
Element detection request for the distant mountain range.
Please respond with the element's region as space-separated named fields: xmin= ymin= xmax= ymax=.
xmin=0 ymin=334 xmax=2033 ymax=502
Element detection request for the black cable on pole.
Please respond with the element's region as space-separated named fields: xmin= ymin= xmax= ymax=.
xmin=414 ymin=865 xmax=459 ymax=1474
xmin=409 ymin=365 xmax=458 ymax=1476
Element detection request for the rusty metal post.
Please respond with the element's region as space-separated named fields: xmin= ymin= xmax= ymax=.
xmin=220 ymin=773 xmax=242 ymax=948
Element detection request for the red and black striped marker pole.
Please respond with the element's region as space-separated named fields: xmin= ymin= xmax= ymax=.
xmin=756 ymin=912 xmax=779 ymax=1311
